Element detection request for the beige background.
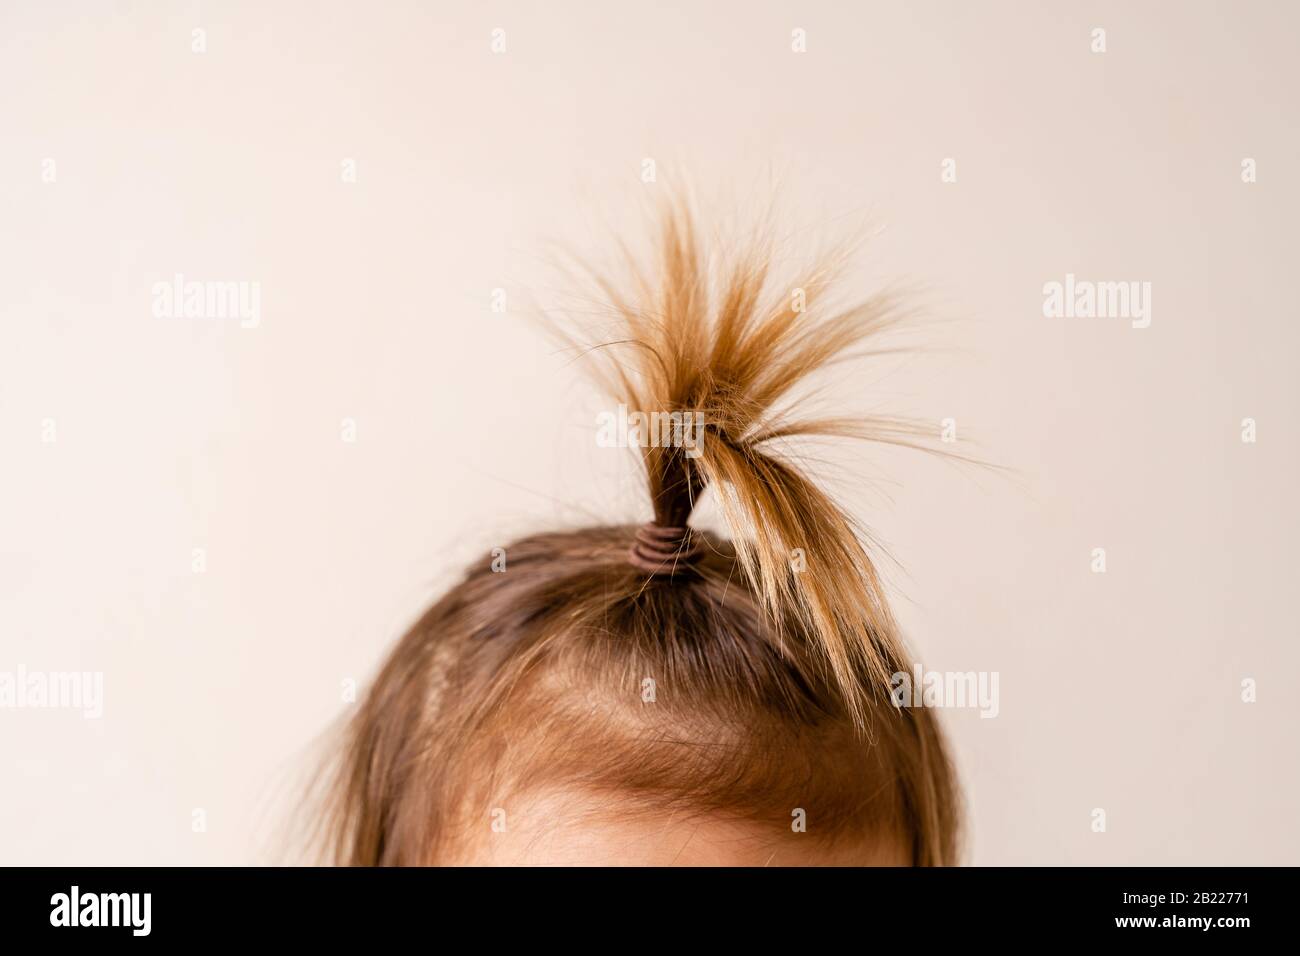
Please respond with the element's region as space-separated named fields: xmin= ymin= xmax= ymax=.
xmin=2 ymin=0 xmax=1297 ymax=865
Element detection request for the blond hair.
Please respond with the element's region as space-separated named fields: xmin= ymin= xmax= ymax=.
xmin=322 ymin=199 xmax=961 ymax=865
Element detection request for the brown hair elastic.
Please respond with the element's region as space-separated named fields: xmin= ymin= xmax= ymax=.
xmin=628 ymin=522 xmax=704 ymax=576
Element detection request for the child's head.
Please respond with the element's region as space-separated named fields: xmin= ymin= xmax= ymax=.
xmin=324 ymin=202 xmax=960 ymax=865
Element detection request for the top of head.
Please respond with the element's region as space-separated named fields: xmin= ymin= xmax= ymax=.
xmin=326 ymin=198 xmax=960 ymax=866
xmin=564 ymin=198 xmax=919 ymax=724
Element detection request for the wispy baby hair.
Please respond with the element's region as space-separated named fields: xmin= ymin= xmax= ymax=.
xmin=322 ymin=196 xmax=960 ymax=865
xmin=561 ymin=198 xmax=936 ymax=728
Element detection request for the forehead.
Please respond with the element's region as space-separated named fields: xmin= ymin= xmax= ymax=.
xmin=438 ymin=787 xmax=911 ymax=866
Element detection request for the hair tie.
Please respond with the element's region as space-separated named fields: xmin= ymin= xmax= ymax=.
xmin=628 ymin=522 xmax=703 ymax=576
